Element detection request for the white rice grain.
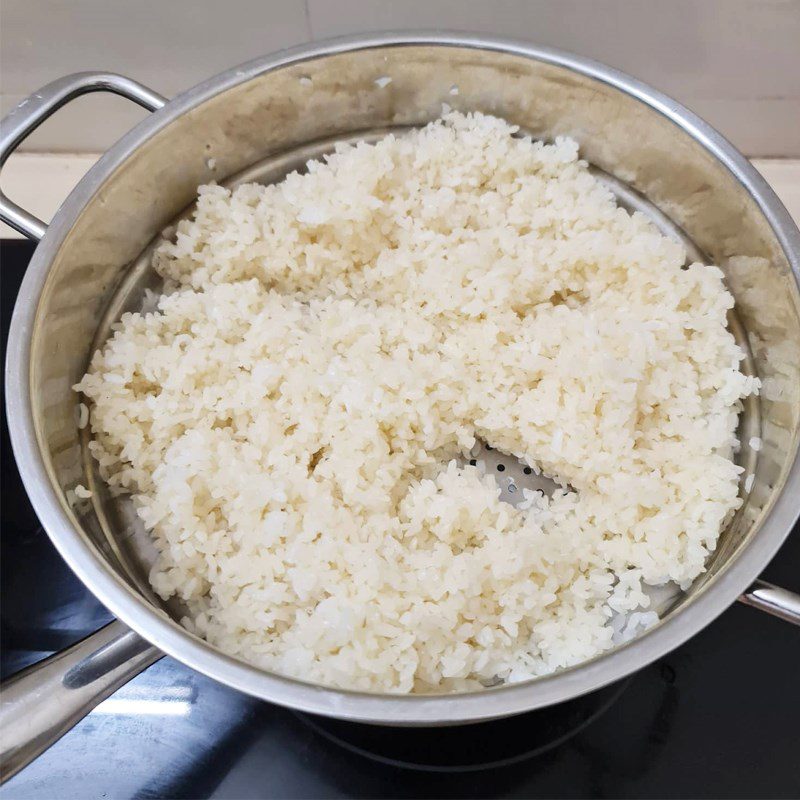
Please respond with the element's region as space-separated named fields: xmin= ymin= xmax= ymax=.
xmin=76 ymin=402 xmax=89 ymax=429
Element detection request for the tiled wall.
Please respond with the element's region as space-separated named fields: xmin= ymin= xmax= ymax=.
xmin=2 ymin=0 xmax=799 ymax=155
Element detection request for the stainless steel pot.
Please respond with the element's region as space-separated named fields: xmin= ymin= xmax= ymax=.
xmin=2 ymin=32 xmax=799 ymax=782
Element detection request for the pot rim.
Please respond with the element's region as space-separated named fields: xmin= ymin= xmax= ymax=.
xmin=6 ymin=31 xmax=800 ymax=723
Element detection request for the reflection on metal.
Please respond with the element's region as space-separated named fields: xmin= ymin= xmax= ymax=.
xmin=93 ymin=684 xmax=194 ymax=716
xmin=0 ymin=621 xmax=161 ymax=783
xmin=94 ymin=699 xmax=191 ymax=716
xmin=739 ymin=578 xmax=800 ymax=625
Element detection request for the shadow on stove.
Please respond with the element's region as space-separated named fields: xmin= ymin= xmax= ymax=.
xmin=294 ymin=677 xmax=632 ymax=773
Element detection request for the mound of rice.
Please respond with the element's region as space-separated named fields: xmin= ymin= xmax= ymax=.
xmin=75 ymin=111 xmax=757 ymax=693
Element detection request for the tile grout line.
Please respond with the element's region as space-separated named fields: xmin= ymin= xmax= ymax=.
xmin=303 ymin=0 xmax=314 ymax=41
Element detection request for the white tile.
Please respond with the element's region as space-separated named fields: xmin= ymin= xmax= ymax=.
xmin=752 ymin=159 xmax=800 ymax=223
xmin=4 ymin=1 xmax=797 ymax=155
xmin=1 ymin=0 xmax=310 ymax=151
xmin=307 ymin=0 xmax=800 ymax=156
xmin=0 ymin=153 xmax=99 ymax=238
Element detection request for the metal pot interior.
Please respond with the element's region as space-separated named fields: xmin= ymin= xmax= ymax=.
xmin=25 ymin=41 xmax=800 ymax=694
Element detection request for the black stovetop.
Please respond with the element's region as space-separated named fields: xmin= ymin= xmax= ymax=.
xmin=2 ymin=239 xmax=799 ymax=799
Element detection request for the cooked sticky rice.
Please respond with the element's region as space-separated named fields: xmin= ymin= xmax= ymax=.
xmin=75 ymin=112 xmax=757 ymax=692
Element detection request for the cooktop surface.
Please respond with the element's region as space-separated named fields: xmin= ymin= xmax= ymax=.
xmin=2 ymin=240 xmax=799 ymax=799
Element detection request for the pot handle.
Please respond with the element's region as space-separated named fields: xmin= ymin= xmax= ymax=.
xmin=0 ymin=620 xmax=161 ymax=783
xmin=738 ymin=579 xmax=800 ymax=625
xmin=0 ymin=72 xmax=166 ymax=241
